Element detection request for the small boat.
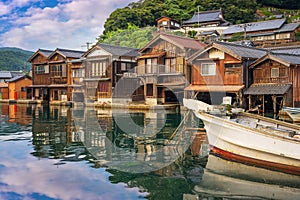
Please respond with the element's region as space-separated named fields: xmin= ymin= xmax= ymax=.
xmin=183 ymin=98 xmax=300 ymax=174
xmin=194 ymin=154 xmax=300 ymax=200
xmin=279 ymin=106 xmax=300 ymax=123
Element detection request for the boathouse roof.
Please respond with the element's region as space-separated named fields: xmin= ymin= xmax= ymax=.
xmin=244 ymin=84 xmax=291 ymax=95
xmin=97 ymin=43 xmax=139 ymax=57
xmin=140 ymin=32 xmax=206 ymax=53
xmin=188 ymin=41 xmax=267 ymax=62
xmin=6 ymin=74 xmax=31 ymax=83
xmin=268 ymin=46 xmax=300 ymax=55
xmin=250 ymin=52 xmax=300 ymax=69
xmin=52 ymin=48 xmax=86 ymax=59
xmin=28 ymin=49 xmax=53 ymax=62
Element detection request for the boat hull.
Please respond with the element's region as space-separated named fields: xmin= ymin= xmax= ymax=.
xmin=194 ymin=112 xmax=300 ymax=171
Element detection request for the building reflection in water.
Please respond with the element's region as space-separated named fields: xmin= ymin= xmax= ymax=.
xmin=71 ymin=107 xmax=201 ymax=173
xmin=0 ymin=104 xmax=33 ymax=141
xmin=3 ymin=104 xmax=299 ymax=200
xmin=30 ymin=105 xmax=202 ymax=172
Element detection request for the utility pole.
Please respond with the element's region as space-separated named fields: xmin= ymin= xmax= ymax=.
xmin=81 ymin=42 xmax=92 ymax=50
xmin=197 ymin=6 xmax=200 ymax=27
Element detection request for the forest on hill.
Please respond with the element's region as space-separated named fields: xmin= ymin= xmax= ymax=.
xmin=99 ymin=0 xmax=300 ymax=48
xmin=102 ymin=0 xmax=300 ymax=35
xmin=0 ymin=47 xmax=33 ymax=71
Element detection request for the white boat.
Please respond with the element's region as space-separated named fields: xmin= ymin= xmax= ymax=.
xmin=194 ymin=154 xmax=300 ymax=200
xmin=183 ymin=98 xmax=300 ymax=173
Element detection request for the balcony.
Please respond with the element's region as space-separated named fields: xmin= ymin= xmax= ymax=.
xmin=50 ymin=77 xmax=67 ymax=84
xmin=136 ymin=64 xmax=184 ymax=75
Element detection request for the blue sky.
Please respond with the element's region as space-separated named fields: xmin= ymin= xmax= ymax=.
xmin=0 ymin=0 xmax=134 ymax=51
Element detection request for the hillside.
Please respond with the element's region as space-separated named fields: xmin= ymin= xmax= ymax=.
xmin=102 ymin=0 xmax=300 ymax=35
xmin=0 ymin=47 xmax=33 ymax=72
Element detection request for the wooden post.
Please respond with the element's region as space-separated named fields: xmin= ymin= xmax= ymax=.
xmin=262 ymin=95 xmax=265 ymax=113
xmin=248 ymin=95 xmax=251 ymax=111
xmin=272 ymin=95 xmax=277 ymax=118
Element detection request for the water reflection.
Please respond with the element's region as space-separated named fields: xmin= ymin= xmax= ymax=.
xmin=194 ymin=154 xmax=300 ymax=200
xmin=1 ymin=104 xmax=300 ymax=200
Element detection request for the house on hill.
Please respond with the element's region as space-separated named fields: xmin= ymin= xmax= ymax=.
xmin=245 ymin=52 xmax=300 ymax=113
xmin=81 ymin=43 xmax=139 ymax=104
xmin=222 ymin=19 xmax=300 ymax=47
xmin=182 ymin=9 xmax=231 ymax=42
xmin=156 ymin=16 xmax=181 ymax=32
xmin=121 ymin=33 xmax=206 ymax=105
xmin=185 ymin=41 xmax=267 ymax=107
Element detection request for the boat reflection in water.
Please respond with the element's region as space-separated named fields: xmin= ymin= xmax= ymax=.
xmin=194 ymin=153 xmax=300 ymax=200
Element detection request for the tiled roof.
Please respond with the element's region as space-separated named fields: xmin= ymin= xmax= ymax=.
xmin=97 ymin=43 xmax=139 ymax=57
xmin=222 ymin=18 xmax=286 ymax=35
xmin=39 ymin=49 xmax=53 ymax=57
xmin=0 ymin=71 xmax=12 ymax=79
xmin=6 ymin=75 xmax=31 ymax=82
xmin=183 ymin=10 xmax=223 ymax=25
xmin=160 ymin=33 xmax=206 ymax=50
xmin=272 ymin=53 xmax=300 ymax=65
xmin=270 ymin=47 xmax=300 ymax=55
xmin=214 ymin=41 xmax=267 ymax=59
xmin=244 ymin=84 xmax=291 ymax=95
xmin=56 ymin=48 xmax=86 ymax=58
xmin=275 ymin=22 xmax=300 ymax=33
xmin=28 ymin=49 xmax=53 ymax=62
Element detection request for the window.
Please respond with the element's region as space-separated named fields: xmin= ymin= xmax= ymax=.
xmin=35 ymin=65 xmax=49 ymax=74
xmin=146 ymin=84 xmax=153 ymax=96
xmin=145 ymin=58 xmax=157 ymax=74
xmin=51 ymin=65 xmax=62 ymax=77
xmin=121 ymin=63 xmax=126 ymax=71
xmin=225 ymin=63 xmax=241 ymax=68
xmin=161 ymin=21 xmax=167 ymax=25
xmin=165 ymin=58 xmax=176 ymax=73
xmin=271 ymin=68 xmax=279 ymax=78
xmin=201 ymin=63 xmax=216 ymax=76
xmin=91 ymin=59 xmax=108 ymax=77
xmin=73 ymin=68 xmax=85 ymax=77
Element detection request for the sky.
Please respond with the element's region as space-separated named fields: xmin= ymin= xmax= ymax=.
xmin=0 ymin=0 xmax=134 ymax=51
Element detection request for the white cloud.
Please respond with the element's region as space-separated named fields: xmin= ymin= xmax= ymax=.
xmin=0 ymin=2 xmax=12 ymax=16
xmin=0 ymin=0 xmax=135 ymax=51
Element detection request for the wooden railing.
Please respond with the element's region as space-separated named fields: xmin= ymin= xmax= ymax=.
xmin=51 ymin=77 xmax=67 ymax=84
xmin=254 ymin=77 xmax=290 ymax=84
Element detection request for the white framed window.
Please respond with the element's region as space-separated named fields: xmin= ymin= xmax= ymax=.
xmin=271 ymin=68 xmax=279 ymax=78
xmin=35 ymin=65 xmax=49 ymax=74
xmin=201 ymin=63 xmax=216 ymax=76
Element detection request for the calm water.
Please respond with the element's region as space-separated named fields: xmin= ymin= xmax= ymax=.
xmin=1 ymin=104 xmax=300 ymax=200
